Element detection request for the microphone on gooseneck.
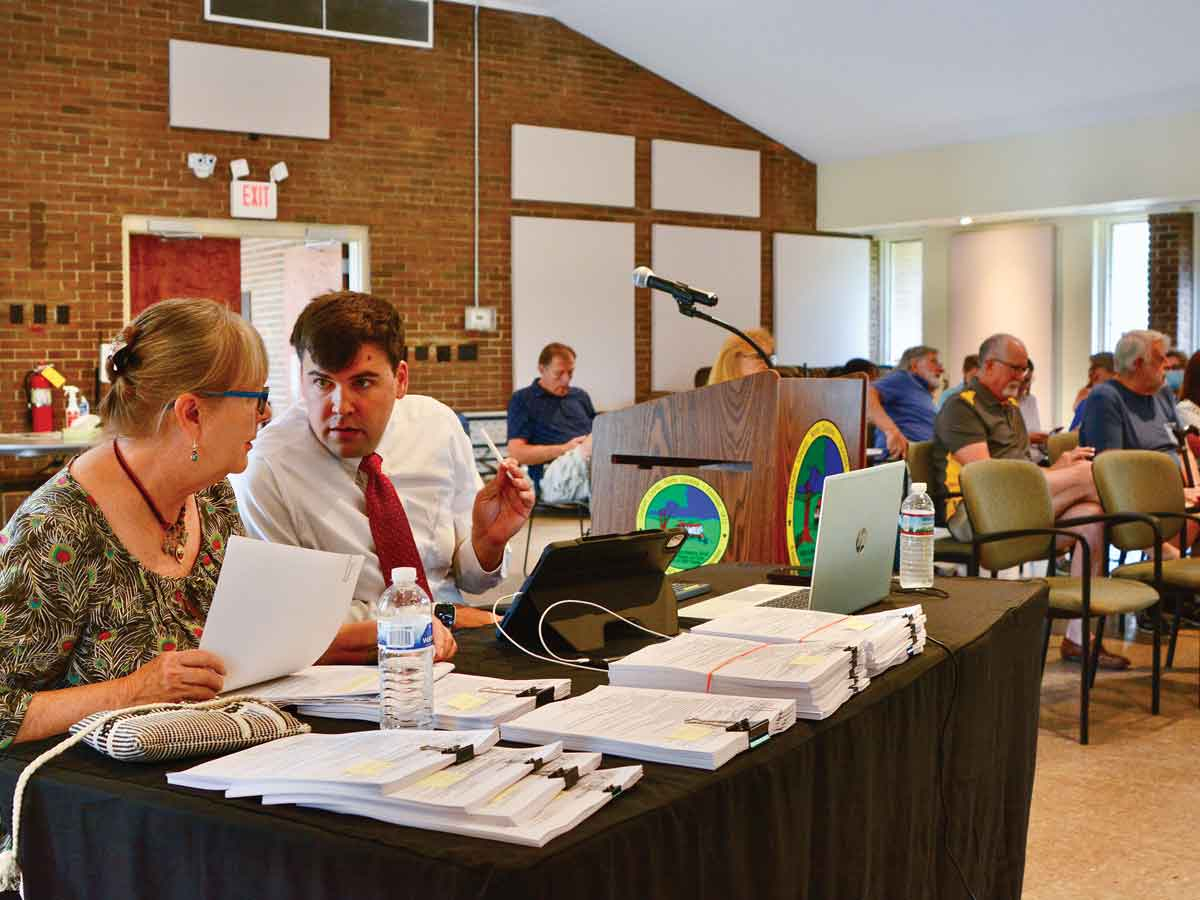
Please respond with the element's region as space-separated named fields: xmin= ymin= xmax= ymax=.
xmin=632 ymin=267 xmax=719 ymax=307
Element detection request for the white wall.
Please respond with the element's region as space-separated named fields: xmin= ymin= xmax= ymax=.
xmin=819 ymin=108 xmax=1200 ymax=232
xmin=948 ymin=226 xmax=1056 ymax=423
xmin=879 ymin=218 xmax=1096 ymax=427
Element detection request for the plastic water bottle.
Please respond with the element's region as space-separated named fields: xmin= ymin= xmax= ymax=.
xmin=899 ymin=482 xmax=935 ymax=589
xmin=376 ymin=567 xmax=434 ymax=729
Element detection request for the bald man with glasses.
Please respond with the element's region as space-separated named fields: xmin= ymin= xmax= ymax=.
xmin=928 ymin=333 xmax=1129 ymax=668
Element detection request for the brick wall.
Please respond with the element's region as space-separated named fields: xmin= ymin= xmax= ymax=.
xmin=1148 ymin=212 xmax=1194 ymax=350
xmin=0 ymin=2 xmax=817 ymax=482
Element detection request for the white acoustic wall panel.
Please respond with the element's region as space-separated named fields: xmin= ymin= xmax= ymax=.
xmin=651 ymin=226 xmax=761 ymax=392
xmin=949 ymin=225 xmax=1055 ymax=425
xmin=512 ymin=217 xmax=635 ymax=411
xmin=773 ymin=233 xmax=870 ymax=367
xmin=651 ymin=140 xmax=761 ymax=217
xmin=511 ymin=126 xmax=635 ymax=207
xmin=169 ymin=40 xmax=330 ymax=140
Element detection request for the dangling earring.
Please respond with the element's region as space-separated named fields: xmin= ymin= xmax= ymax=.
xmin=190 ymin=441 xmax=199 ymax=463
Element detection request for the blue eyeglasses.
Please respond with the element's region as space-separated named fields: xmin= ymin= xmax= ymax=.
xmin=195 ymin=388 xmax=271 ymax=414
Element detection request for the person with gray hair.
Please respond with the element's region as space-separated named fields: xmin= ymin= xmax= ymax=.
xmin=865 ymin=344 xmax=944 ymax=458
xmin=1080 ymin=329 xmax=1179 ymax=457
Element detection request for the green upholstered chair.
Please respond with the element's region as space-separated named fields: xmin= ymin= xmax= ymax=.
xmin=1046 ymin=430 xmax=1080 ymax=466
xmin=905 ymin=440 xmax=973 ymax=566
xmin=1093 ymin=450 xmax=1200 ymax=671
xmin=959 ymin=458 xmax=1162 ymax=744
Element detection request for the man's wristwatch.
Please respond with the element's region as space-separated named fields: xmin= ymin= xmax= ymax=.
xmin=434 ymin=603 xmax=457 ymax=630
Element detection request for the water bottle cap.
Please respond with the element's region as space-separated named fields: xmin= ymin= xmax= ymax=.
xmin=910 ymin=482 xmax=926 ymax=494
xmin=390 ymin=566 xmax=418 ymax=584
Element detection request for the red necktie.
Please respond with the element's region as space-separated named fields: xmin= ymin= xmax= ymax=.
xmin=359 ymin=453 xmax=433 ymax=599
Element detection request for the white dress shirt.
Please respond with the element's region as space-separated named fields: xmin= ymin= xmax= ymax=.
xmin=230 ymin=395 xmax=505 ymax=622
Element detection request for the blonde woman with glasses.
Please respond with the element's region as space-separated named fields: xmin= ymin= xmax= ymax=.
xmin=0 ymin=299 xmax=272 ymax=747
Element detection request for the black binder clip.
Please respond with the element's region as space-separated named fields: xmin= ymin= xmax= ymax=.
xmin=423 ymin=743 xmax=475 ymax=764
xmin=726 ymin=718 xmax=771 ymax=748
xmin=517 ymin=685 xmax=557 ymax=707
xmin=603 ymin=784 xmax=622 ymax=797
xmin=525 ymin=754 xmax=548 ymax=773
xmin=548 ymin=766 xmax=580 ymax=789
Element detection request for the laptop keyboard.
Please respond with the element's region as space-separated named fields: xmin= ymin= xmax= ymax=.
xmin=759 ymin=589 xmax=812 ymax=611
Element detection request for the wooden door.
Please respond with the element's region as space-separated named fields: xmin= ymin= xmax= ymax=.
xmin=129 ymin=235 xmax=241 ymax=318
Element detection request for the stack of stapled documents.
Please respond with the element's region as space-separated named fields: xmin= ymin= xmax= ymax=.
xmin=500 ymin=684 xmax=796 ymax=770
xmin=690 ymin=605 xmax=926 ymax=676
xmin=237 ymin=666 xmax=570 ymax=730
xmin=608 ymin=631 xmax=868 ymax=719
xmin=168 ymin=728 xmax=640 ymax=847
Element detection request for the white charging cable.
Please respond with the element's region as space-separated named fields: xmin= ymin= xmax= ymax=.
xmin=492 ymin=594 xmax=672 ymax=672
xmin=492 ymin=592 xmax=607 ymax=672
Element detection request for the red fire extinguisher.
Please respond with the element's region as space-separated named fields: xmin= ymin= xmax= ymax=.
xmin=24 ymin=368 xmax=55 ymax=432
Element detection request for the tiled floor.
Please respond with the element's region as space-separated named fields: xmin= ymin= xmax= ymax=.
xmin=472 ymin=518 xmax=1200 ymax=899
xmin=1025 ymin=628 xmax=1200 ymax=900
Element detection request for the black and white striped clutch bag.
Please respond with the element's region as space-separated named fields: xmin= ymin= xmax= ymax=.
xmin=69 ymin=697 xmax=310 ymax=763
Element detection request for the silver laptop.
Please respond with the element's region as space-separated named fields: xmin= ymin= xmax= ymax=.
xmin=679 ymin=461 xmax=906 ymax=620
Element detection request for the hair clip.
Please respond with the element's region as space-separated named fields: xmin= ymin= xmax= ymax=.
xmin=108 ymin=339 xmax=133 ymax=374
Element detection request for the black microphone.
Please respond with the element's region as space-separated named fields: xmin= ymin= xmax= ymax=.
xmin=632 ymin=266 xmax=718 ymax=306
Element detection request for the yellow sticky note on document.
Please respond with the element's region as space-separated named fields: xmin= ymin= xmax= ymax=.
xmin=346 ymin=674 xmax=379 ymax=693
xmin=667 ymin=724 xmax=716 ymax=742
xmin=789 ymin=654 xmax=825 ymax=667
xmin=417 ymin=769 xmax=467 ymax=789
xmin=343 ymin=759 xmax=392 ymax=778
xmin=843 ymin=620 xmax=874 ymax=631
xmin=445 ymin=693 xmax=488 ymax=711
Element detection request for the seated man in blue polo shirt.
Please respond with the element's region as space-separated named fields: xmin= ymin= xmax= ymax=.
xmin=1081 ymin=330 xmax=1179 ymax=458
xmin=507 ymin=342 xmax=597 ymax=500
xmin=867 ymin=344 xmax=944 ymax=459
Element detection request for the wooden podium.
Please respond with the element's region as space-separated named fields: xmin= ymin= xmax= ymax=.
xmin=591 ymin=371 xmax=867 ymax=568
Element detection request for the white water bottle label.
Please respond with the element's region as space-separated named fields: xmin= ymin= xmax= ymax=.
xmin=378 ymin=618 xmax=433 ymax=652
xmin=899 ymin=513 xmax=934 ymax=536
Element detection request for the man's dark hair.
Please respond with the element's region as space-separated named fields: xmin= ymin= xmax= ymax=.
xmin=538 ymin=342 xmax=576 ymax=367
xmin=1088 ymin=351 xmax=1115 ymax=372
xmin=840 ymin=357 xmax=879 ymax=379
xmin=291 ymin=291 xmax=405 ymax=372
xmin=962 ymin=354 xmax=980 ymax=376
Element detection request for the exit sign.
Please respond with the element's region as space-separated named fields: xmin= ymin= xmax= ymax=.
xmin=230 ymin=180 xmax=277 ymax=219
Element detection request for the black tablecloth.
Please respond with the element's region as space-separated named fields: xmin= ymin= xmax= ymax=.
xmin=1 ymin=569 xmax=1047 ymax=900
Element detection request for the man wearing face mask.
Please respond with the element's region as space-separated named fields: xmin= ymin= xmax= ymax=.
xmin=1165 ymin=349 xmax=1187 ymax=397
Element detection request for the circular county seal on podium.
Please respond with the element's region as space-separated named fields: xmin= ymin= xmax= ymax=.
xmin=786 ymin=419 xmax=850 ymax=568
xmin=636 ymin=475 xmax=730 ymax=572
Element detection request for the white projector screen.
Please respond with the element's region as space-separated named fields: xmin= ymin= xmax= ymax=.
xmin=169 ymin=40 xmax=330 ymax=140
xmin=512 ymin=125 xmax=635 ymax=207
xmin=949 ymin=225 xmax=1055 ymax=425
xmin=773 ymin=233 xmax=870 ymax=367
xmin=651 ymin=225 xmax=761 ymax=392
xmin=511 ymin=217 xmax=635 ymax=411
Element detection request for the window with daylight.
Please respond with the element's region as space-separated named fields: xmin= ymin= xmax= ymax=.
xmin=1099 ymin=219 xmax=1149 ymax=351
xmin=884 ymin=240 xmax=923 ymax=364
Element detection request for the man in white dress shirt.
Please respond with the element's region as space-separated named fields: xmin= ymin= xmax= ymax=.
xmin=231 ymin=291 xmax=534 ymax=662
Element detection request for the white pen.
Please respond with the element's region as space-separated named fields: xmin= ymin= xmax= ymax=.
xmin=480 ymin=427 xmax=510 ymax=479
